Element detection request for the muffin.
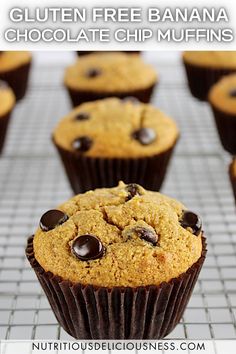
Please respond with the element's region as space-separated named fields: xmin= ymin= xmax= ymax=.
xmin=52 ymin=97 xmax=179 ymax=194
xmin=209 ymin=74 xmax=236 ymax=154
xmin=0 ymin=51 xmax=32 ymax=100
xmin=64 ymin=53 xmax=157 ymax=106
xmin=26 ymin=182 xmax=206 ymax=339
xmin=229 ymin=159 xmax=236 ymax=203
xmin=0 ymin=81 xmax=16 ymax=154
xmin=77 ymin=51 xmax=140 ymax=56
xmin=183 ymin=51 xmax=236 ymax=101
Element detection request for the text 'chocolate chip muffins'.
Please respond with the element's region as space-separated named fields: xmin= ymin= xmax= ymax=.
xmin=183 ymin=51 xmax=236 ymax=101
xmin=0 ymin=51 xmax=32 ymax=100
xmin=209 ymin=74 xmax=236 ymax=154
xmin=229 ymin=159 xmax=236 ymax=204
xmin=26 ymin=182 xmax=206 ymax=339
xmin=52 ymin=97 xmax=179 ymax=193
xmin=0 ymin=81 xmax=16 ymax=154
xmin=64 ymin=53 xmax=157 ymax=106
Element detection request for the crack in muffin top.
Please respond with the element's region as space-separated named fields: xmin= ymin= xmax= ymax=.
xmin=64 ymin=53 xmax=157 ymax=92
xmin=33 ymin=182 xmax=203 ymax=287
xmin=53 ymin=97 xmax=179 ymax=158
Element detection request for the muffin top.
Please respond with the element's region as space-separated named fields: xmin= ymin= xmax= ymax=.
xmin=0 ymin=51 xmax=32 ymax=73
xmin=33 ymin=182 xmax=203 ymax=287
xmin=64 ymin=53 xmax=157 ymax=92
xmin=231 ymin=158 xmax=236 ymax=176
xmin=0 ymin=82 xmax=15 ymax=117
xmin=53 ymin=98 xmax=179 ymax=158
xmin=183 ymin=51 xmax=236 ymax=69
xmin=208 ymin=74 xmax=236 ymax=115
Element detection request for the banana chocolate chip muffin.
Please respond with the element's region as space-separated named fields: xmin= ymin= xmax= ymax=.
xmin=0 ymin=51 xmax=32 ymax=100
xmin=209 ymin=74 xmax=236 ymax=154
xmin=229 ymin=159 xmax=236 ymax=204
xmin=183 ymin=51 xmax=236 ymax=100
xmin=53 ymin=97 xmax=179 ymax=193
xmin=0 ymin=81 xmax=15 ymax=154
xmin=64 ymin=53 xmax=157 ymax=106
xmin=26 ymin=182 xmax=206 ymax=339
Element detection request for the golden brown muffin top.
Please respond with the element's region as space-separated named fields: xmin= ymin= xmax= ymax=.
xmin=183 ymin=51 xmax=236 ymax=69
xmin=64 ymin=53 xmax=157 ymax=92
xmin=0 ymin=82 xmax=15 ymax=117
xmin=53 ymin=98 xmax=179 ymax=158
xmin=231 ymin=158 xmax=236 ymax=175
xmin=0 ymin=51 xmax=32 ymax=73
xmin=208 ymin=74 xmax=236 ymax=115
xmin=33 ymin=182 xmax=203 ymax=287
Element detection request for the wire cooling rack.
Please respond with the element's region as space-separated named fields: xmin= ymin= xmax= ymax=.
xmin=0 ymin=53 xmax=236 ymax=341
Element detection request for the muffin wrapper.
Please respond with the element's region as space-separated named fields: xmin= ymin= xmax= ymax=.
xmin=53 ymin=137 xmax=177 ymax=194
xmin=26 ymin=235 xmax=206 ymax=339
xmin=229 ymin=160 xmax=236 ymax=204
xmin=210 ymin=104 xmax=236 ymax=154
xmin=0 ymin=62 xmax=31 ymax=100
xmin=66 ymin=84 xmax=156 ymax=107
xmin=183 ymin=61 xmax=236 ymax=101
xmin=0 ymin=110 xmax=13 ymax=154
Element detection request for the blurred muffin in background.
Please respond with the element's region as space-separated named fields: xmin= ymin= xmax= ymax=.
xmin=52 ymin=97 xmax=179 ymax=194
xmin=64 ymin=52 xmax=157 ymax=106
xmin=0 ymin=81 xmax=15 ymax=154
xmin=209 ymin=74 xmax=236 ymax=154
xmin=0 ymin=51 xmax=32 ymax=100
xmin=229 ymin=159 xmax=236 ymax=204
xmin=183 ymin=51 xmax=236 ymax=101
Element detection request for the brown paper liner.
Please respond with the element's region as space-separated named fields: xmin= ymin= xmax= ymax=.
xmin=53 ymin=137 xmax=177 ymax=194
xmin=229 ymin=160 xmax=236 ymax=204
xmin=0 ymin=110 xmax=13 ymax=154
xmin=76 ymin=51 xmax=141 ymax=56
xmin=66 ymin=84 xmax=156 ymax=107
xmin=26 ymin=235 xmax=206 ymax=339
xmin=183 ymin=61 xmax=236 ymax=101
xmin=210 ymin=104 xmax=236 ymax=154
xmin=0 ymin=61 xmax=31 ymax=100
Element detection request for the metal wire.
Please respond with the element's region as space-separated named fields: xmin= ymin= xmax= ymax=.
xmin=0 ymin=58 xmax=236 ymax=340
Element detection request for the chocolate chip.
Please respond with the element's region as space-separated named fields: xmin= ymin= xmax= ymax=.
xmin=40 ymin=209 xmax=68 ymax=231
xmin=71 ymin=235 xmax=105 ymax=261
xmin=75 ymin=112 xmax=90 ymax=121
xmin=134 ymin=226 xmax=158 ymax=246
xmin=229 ymin=89 xmax=236 ymax=97
xmin=86 ymin=68 xmax=101 ymax=78
xmin=126 ymin=183 xmax=141 ymax=201
xmin=180 ymin=210 xmax=202 ymax=236
xmin=123 ymin=96 xmax=140 ymax=105
xmin=132 ymin=128 xmax=156 ymax=145
xmin=72 ymin=136 xmax=93 ymax=152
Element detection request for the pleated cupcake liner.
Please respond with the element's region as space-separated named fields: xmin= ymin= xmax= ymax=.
xmin=0 ymin=110 xmax=13 ymax=154
xmin=26 ymin=235 xmax=206 ymax=339
xmin=229 ymin=160 xmax=236 ymax=204
xmin=210 ymin=104 xmax=236 ymax=154
xmin=66 ymin=83 xmax=156 ymax=107
xmin=76 ymin=51 xmax=141 ymax=56
xmin=0 ymin=61 xmax=31 ymax=100
xmin=53 ymin=137 xmax=177 ymax=194
xmin=183 ymin=61 xmax=236 ymax=101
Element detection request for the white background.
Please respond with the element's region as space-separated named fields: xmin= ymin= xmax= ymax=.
xmin=0 ymin=0 xmax=236 ymax=50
